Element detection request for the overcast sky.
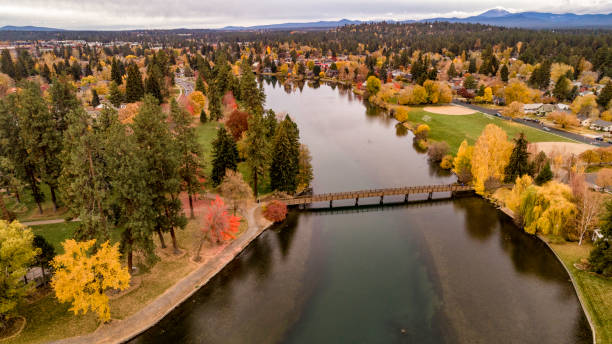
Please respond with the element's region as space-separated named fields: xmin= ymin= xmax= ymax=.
xmin=1 ymin=0 xmax=612 ymax=30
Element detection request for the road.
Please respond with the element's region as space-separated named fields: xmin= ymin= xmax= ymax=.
xmin=453 ymin=100 xmax=611 ymax=147
xmin=175 ymin=68 xmax=194 ymax=99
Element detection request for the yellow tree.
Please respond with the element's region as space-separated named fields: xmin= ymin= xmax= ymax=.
xmin=502 ymin=101 xmax=525 ymax=118
xmin=452 ymin=140 xmax=473 ymax=183
xmin=519 ymin=182 xmax=576 ymax=236
xmin=505 ymin=174 xmax=533 ymax=213
xmin=471 ymin=124 xmax=513 ymax=194
xmin=571 ymin=94 xmax=599 ymax=117
xmin=51 ymin=240 xmax=130 ymax=322
xmin=503 ymin=79 xmax=534 ymax=104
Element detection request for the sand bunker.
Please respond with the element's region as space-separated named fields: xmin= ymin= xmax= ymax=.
xmin=423 ymin=105 xmax=477 ymax=115
xmin=531 ymin=142 xmax=594 ymax=157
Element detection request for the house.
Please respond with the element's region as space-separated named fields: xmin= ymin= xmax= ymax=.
xmin=523 ymin=103 xmax=544 ymax=114
xmin=590 ymin=119 xmax=612 ymax=132
xmin=577 ymin=115 xmax=592 ymax=127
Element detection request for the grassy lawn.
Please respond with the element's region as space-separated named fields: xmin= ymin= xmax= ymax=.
xmin=195 ymin=121 xmax=221 ymax=178
xmin=548 ymin=241 xmax=612 ymax=344
xmin=30 ymin=222 xmax=80 ymax=254
xmin=5 ymin=184 xmax=67 ymax=222
xmin=407 ymin=108 xmax=574 ymax=153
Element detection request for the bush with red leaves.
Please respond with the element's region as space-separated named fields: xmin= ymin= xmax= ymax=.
xmin=263 ymin=200 xmax=288 ymax=223
xmin=226 ymin=109 xmax=250 ymax=141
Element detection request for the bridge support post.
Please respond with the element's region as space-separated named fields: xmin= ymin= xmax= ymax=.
xmin=380 ymin=196 xmax=384 ymax=205
xmin=329 ymin=200 xmax=333 ymax=208
xmin=404 ymin=194 xmax=409 ymax=203
xmin=355 ymin=197 xmax=359 ymax=206
xmin=428 ymin=192 xmax=433 ymax=200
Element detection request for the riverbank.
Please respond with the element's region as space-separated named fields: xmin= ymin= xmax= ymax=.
xmin=489 ymin=192 xmax=609 ymax=344
xmin=47 ymin=202 xmax=273 ymax=344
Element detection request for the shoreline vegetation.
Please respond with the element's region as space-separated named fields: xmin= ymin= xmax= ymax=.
xmin=362 ymin=85 xmax=610 ymax=343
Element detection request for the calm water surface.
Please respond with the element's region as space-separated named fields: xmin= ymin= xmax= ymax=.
xmin=132 ymin=79 xmax=591 ymax=344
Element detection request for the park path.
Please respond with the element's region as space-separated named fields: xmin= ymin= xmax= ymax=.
xmin=21 ymin=218 xmax=73 ymax=226
xmin=50 ymin=203 xmax=272 ymax=344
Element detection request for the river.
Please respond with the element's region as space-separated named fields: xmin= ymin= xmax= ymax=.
xmin=131 ymin=79 xmax=592 ymax=343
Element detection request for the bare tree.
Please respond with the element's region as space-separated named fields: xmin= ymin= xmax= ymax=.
xmin=570 ymin=174 xmax=604 ymax=245
xmin=219 ymin=169 xmax=252 ymax=214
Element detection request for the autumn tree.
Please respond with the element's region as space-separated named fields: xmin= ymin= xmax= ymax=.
xmin=504 ymin=133 xmax=530 ymax=183
xmin=453 ymin=140 xmax=473 ymax=183
xmin=226 ymin=109 xmax=250 ymax=141
xmin=270 ymin=115 xmax=300 ymax=193
xmin=519 ymin=181 xmax=576 ymax=236
xmin=471 ymin=124 xmax=513 ymax=194
xmin=547 ymin=111 xmax=579 ymax=128
xmin=219 ymin=169 xmax=252 ymax=214
xmin=51 ymin=239 xmax=130 ymax=322
xmin=502 ymin=101 xmax=525 ymax=118
xmin=211 ymin=127 xmax=238 ymax=186
xmin=366 ymin=75 xmax=381 ymax=95
xmin=570 ymin=174 xmax=604 ymax=245
xmin=427 ymin=141 xmax=449 ymax=162
xmin=170 ymin=100 xmax=204 ymax=219
xmin=0 ymin=220 xmax=39 ymax=329
xmin=571 ymin=95 xmax=598 ymax=117
xmin=297 ymin=144 xmax=314 ymax=193
xmin=596 ymin=168 xmax=612 ymax=189
xmin=263 ymin=200 xmax=288 ymax=223
xmin=414 ymin=124 xmax=430 ymax=141
xmin=188 ymin=90 xmax=207 ymax=116
xmin=196 ymin=196 xmax=241 ymax=261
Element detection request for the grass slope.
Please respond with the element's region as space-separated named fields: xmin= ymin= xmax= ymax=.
xmin=548 ymin=241 xmax=612 ymax=344
xmin=408 ymin=108 xmax=573 ymax=153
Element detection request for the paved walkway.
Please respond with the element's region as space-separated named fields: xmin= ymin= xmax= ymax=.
xmin=21 ymin=218 xmax=75 ymax=226
xmin=51 ymin=204 xmax=271 ymax=344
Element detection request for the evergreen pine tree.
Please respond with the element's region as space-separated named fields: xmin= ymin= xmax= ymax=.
xmin=199 ymin=108 xmax=207 ymax=123
xmin=170 ymin=99 xmax=204 ymax=219
xmin=447 ymin=62 xmax=457 ymax=78
xmin=125 ymin=63 xmax=144 ymax=103
xmin=108 ymin=81 xmax=123 ymax=107
xmin=111 ymin=58 xmax=122 ymax=85
xmin=468 ymin=58 xmax=477 ymax=74
xmin=553 ymin=76 xmax=571 ymax=101
xmin=208 ymin=89 xmax=222 ymax=121
xmin=535 ymin=162 xmax=553 ymax=185
xmin=270 ymin=115 xmax=300 ymax=193
xmin=245 ymin=112 xmax=270 ymax=197
xmin=597 ymin=83 xmax=612 ymax=109
xmin=0 ymin=49 xmax=15 ymax=78
xmin=500 ymin=64 xmax=509 ymax=82
xmin=504 ymin=133 xmax=530 ymax=183
xmin=91 ymin=89 xmax=100 ymax=107
xmin=239 ymin=61 xmax=265 ymax=115
xmin=195 ymin=75 xmax=206 ymax=95
xmin=145 ymin=69 xmax=163 ymax=104
xmin=211 ymin=127 xmax=238 ymax=186
xmin=589 ymin=201 xmax=612 ymax=276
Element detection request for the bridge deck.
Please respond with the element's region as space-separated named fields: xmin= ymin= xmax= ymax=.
xmin=279 ymin=184 xmax=473 ymax=205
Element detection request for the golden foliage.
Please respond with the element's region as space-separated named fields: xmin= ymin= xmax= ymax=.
xmin=506 ymin=174 xmax=533 ymax=213
xmin=502 ymin=101 xmax=525 ymax=118
xmin=453 ymin=140 xmax=473 ymax=183
xmin=519 ymin=181 xmax=576 ymax=236
xmin=118 ymin=102 xmax=141 ymax=124
xmin=503 ymin=79 xmax=539 ymax=104
xmin=471 ymin=124 xmax=513 ymax=194
xmin=571 ymin=94 xmax=599 ymax=117
xmin=394 ymin=108 xmax=409 ymax=122
xmin=440 ymin=155 xmax=454 ymax=169
xmin=547 ymin=111 xmax=579 ymax=128
xmin=188 ymin=91 xmax=207 ymax=116
xmin=51 ymin=240 xmax=130 ymax=322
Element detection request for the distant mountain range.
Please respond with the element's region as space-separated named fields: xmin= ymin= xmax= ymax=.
xmin=2 ymin=9 xmax=612 ymax=32
xmin=221 ymin=9 xmax=612 ymax=30
xmin=0 ymin=25 xmax=64 ymax=31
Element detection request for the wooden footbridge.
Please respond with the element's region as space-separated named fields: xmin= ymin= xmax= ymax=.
xmin=279 ymin=184 xmax=474 ymax=207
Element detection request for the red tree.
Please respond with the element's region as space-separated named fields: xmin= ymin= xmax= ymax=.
xmin=263 ymin=200 xmax=288 ymax=223
xmin=226 ymin=109 xmax=250 ymax=141
xmin=195 ymin=196 xmax=241 ymax=260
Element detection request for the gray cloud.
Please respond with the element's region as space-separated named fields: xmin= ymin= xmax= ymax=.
xmin=0 ymin=0 xmax=611 ymax=29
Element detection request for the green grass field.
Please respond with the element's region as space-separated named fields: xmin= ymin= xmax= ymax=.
xmin=195 ymin=121 xmax=221 ymax=178
xmin=408 ymin=108 xmax=574 ymax=153
xmin=548 ymin=241 xmax=612 ymax=344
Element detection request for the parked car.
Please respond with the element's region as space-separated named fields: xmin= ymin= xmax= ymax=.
xmin=543 ymin=127 xmax=551 ymax=132
xmin=494 ymin=112 xmax=502 ymax=117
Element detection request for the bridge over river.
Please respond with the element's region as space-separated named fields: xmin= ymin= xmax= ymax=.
xmin=279 ymin=184 xmax=474 ymax=207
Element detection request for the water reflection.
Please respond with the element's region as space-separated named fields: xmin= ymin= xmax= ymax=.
xmin=132 ymin=79 xmax=591 ymax=344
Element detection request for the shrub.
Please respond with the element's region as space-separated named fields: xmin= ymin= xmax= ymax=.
xmin=440 ymin=155 xmax=454 ymax=169
xmin=427 ymin=141 xmax=449 ymax=162
xmin=263 ymin=201 xmax=288 ymax=223
xmin=414 ymin=124 xmax=430 ymax=141
xmin=394 ymin=108 xmax=409 ymax=122
xmin=226 ymin=110 xmax=250 ymax=141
